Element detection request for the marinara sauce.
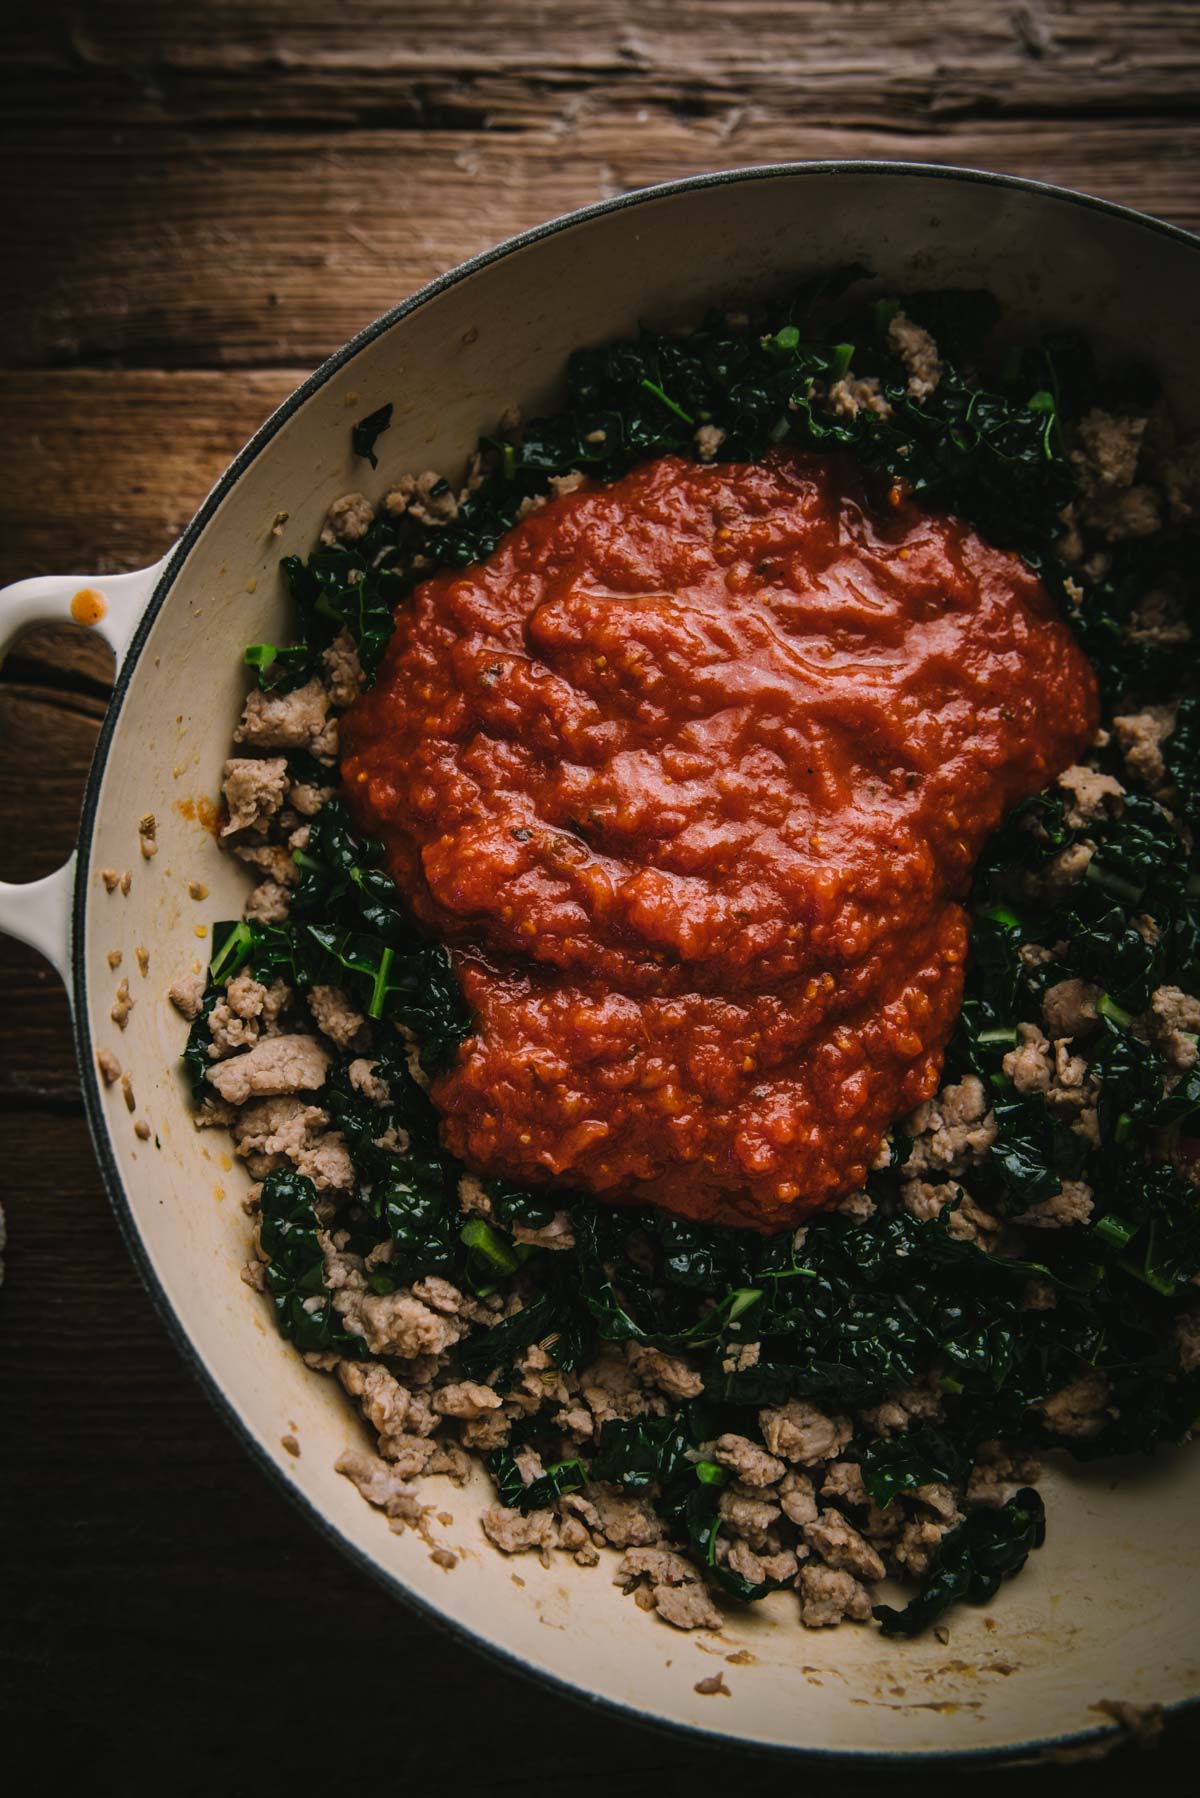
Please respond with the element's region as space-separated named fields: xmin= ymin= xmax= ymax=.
xmin=342 ymin=451 xmax=1097 ymax=1232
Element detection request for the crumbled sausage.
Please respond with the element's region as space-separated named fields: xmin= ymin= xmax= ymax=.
xmin=244 ymin=879 xmax=291 ymax=924
xmin=433 ymin=1380 xmax=503 ymax=1420
xmin=826 ymin=375 xmax=892 ymax=419
xmin=345 ymin=1057 xmax=388 ymax=1106
xmin=617 ymin=1546 xmax=723 ymax=1631
xmin=1043 ymin=841 xmax=1093 ymax=893
xmin=892 ymin=1509 xmax=959 ymax=1578
xmin=1173 ymin=1308 xmax=1200 ymax=1375
xmin=579 ymin=1349 xmax=661 ymax=1424
xmin=626 ymin=1342 xmax=704 ymax=1401
xmin=803 ymin=1510 xmax=886 ymax=1582
xmin=1003 ymin=1022 xmax=1053 ymax=1094
xmin=796 ymin=1562 xmax=873 ymax=1628
xmin=760 ymin=1400 xmax=852 ymax=1465
xmin=235 ymin=677 xmax=337 ymax=758
xmin=322 ymin=629 xmax=364 ymax=709
xmin=320 ymin=491 xmax=375 ymax=545
xmin=886 ymin=311 xmax=942 ymax=398
xmin=1036 ymin=1370 xmax=1113 ymax=1439
xmin=288 ymin=777 xmax=335 ymax=817
xmin=1162 ymin=435 xmax=1200 ymax=525
xmin=694 ymin=423 xmax=726 ymax=460
xmin=777 ymin=1468 xmax=819 ymax=1526
xmin=713 ymin=1433 xmax=787 ymax=1488
xmin=903 ymin=1075 xmax=997 ymax=1178
xmin=96 ymin=1047 xmax=122 ymax=1085
xmin=383 ymin=470 xmax=460 ymax=526
xmin=339 ymin=1287 xmax=467 ymax=1361
xmin=335 ymin=1449 xmax=423 ymax=1526
xmin=1148 ymin=984 xmax=1200 ymax=1070
xmin=547 ymin=471 xmax=587 ymax=498
xmin=207 ymin=1034 xmax=330 ymax=1104
xmin=1093 ymin=485 xmax=1162 ymax=541
xmin=1013 ymin=1179 xmax=1094 ymax=1229
xmin=821 ymin=1461 xmax=868 ymax=1508
xmin=1055 ymin=764 xmax=1124 ymax=829
xmin=1042 ymin=978 xmax=1100 ymax=1040
xmin=233 ymin=841 xmax=299 ymax=887
xmin=902 ymin=1179 xmax=957 ymax=1222
xmin=221 ymin=757 xmax=288 ymax=836
xmin=586 ymin=1484 xmax=665 ymax=1548
xmin=169 ymin=968 xmax=206 ymax=1019
xmin=724 ymin=1538 xmax=798 ymax=1585
xmin=718 ymin=1484 xmax=783 ymax=1548
xmin=338 ymin=1360 xmax=433 ymax=1444
xmin=481 ymin=1504 xmax=558 ymax=1556
xmin=308 ymin=983 xmax=368 ymax=1051
xmin=1072 ymin=409 xmax=1146 ymax=497
xmin=1112 ymin=703 xmax=1178 ymax=788
xmin=966 ymin=1441 xmax=1042 ymax=1507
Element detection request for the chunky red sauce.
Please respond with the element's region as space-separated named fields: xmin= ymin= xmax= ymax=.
xmin=342 ymin=451 xmax=1097 ymax=1231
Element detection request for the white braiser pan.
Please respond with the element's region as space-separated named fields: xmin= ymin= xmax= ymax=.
xmin=1 ymin=165 xmax=1197 ymax=1762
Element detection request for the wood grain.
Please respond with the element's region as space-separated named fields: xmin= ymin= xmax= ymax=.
xmin=5 ymin=119 xmax=1199 ymax=373
xmin=3 ymin=0 xmax=1199 ymax=1782
xmin=9 ymin=2 xmax=1200 ymax=126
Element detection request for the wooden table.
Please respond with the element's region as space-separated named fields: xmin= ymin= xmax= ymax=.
xmin=2 ymin=4 xmax=1197 ymax=1786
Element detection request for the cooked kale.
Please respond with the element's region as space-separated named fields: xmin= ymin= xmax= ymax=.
xmin=257 ymin=1168 xmax=371 ymax=1357
xmin=872 ymin=1488 xmax=1046 ymax=1638
xmin=860 ymin=1426 xmax=968 ymax=1506
xmin=206 ymin=282 xmax=1200 ymax=1635
xmin=352 ymin=401 xmax=393 ymax=469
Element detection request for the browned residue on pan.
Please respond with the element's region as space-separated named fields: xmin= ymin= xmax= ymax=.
xmin=176 ymin=794 xmax=221 ymax=836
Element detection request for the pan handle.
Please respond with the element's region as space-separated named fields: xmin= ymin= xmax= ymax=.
xmin=0 ymin=556 xmax=170 ymax=988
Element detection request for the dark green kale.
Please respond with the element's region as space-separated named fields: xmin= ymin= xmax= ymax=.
xmin=1164 ymin=693 xmax=1200 ymax=829
xmin=488 ymin=1447 xmax=588 ymax=1510
xmin=257 ymin=1168 xmax=371 ymax=1357
xmin=352 ymin=402 xmax=393 ymax=469
xmin=873 ymin=1488 xmax=1046 ymax=1638
xmin=286 ymin=798 xmax=473 ymax=1071
xmin=181 ymin=919 xmax=256 ymax=1099
xmin=861 ymin=1426 xmax=968 ymax=1507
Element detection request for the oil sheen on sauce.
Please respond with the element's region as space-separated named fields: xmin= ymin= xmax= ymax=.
xmin=342 ymin=451 xmax=1098 ymax=1231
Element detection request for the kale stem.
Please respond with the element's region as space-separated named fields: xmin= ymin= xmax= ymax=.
xmin=1084 ymin=860 xmax=1144 ymax=905
xmin=1097 ymin=992 xmax=1135 ymax=1029
xmin=461 ymin=1219 xmax=521 ymax=1274
xmin=368 ymin=944 xmax=394 ymax=1019
xmin=1095 ymin=1212 xmax=1137 ymax=1248
xmin=208 ymin=920 xmax=255 ymax=985
xmin=727 ymin=1288 xmax=763 ymax=1322
xmin=640 ymin=377 xmax=695 ymax=425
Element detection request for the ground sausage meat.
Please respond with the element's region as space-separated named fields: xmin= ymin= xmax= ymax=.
xmin=206 ymin=1034 xmax=331 ymax=1104
xmin=342 ymin=451 xmax=1097 ymax=1231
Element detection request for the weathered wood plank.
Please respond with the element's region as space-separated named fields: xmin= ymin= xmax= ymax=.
xmin=0 ymin=369 xmax=303 ymax=588
xmin=4 ymin=119 xmax=1198 ymax=373
xmin=8 ymin=1 xmax=1200 ymax=126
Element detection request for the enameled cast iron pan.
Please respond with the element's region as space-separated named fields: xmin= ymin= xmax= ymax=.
xmin=2 ymin=164 xmax=1198 ymax=1762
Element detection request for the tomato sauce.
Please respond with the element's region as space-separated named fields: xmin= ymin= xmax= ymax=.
xmin=342 ymin=451 xmax=1097 ymax=1231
